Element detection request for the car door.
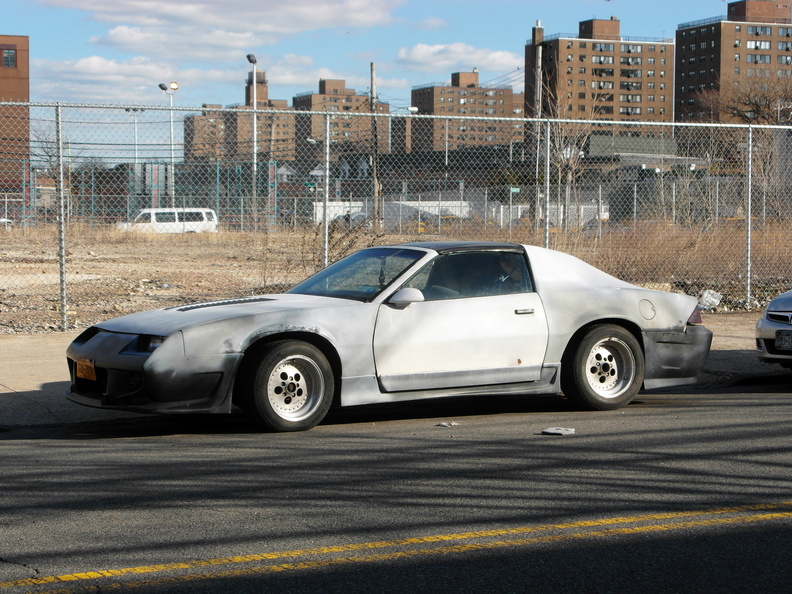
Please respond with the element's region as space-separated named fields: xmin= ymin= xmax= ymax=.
xmin=372 ymin=251 xmax=549 ymax=392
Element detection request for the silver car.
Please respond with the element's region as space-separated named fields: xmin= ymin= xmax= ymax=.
xmin=66 ymin=242 xmax=712 ymax=432
xmin=756 ymin=289 xmax=792 ymax=368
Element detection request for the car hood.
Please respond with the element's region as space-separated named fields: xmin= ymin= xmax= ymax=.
xmin=96 ymin=293 xmax=360 ymax=336
xmin=768 ymin=290 xmax=792 ymax=312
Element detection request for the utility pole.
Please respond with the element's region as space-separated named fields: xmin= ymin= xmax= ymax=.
xmin=247 ymin=54 xmax=258 ymax=231
xmin=371 ymin=62 xmax=381 ymax=231
xmin=533 ymin=22 xmax=544 ymax=227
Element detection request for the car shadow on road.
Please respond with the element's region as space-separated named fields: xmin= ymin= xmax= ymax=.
xmin=697 ymin=347 xmax=792 ymax=391
xmin=0 ymin=391 xmax=576 ymax=441
xmin=2 ymin=356 xmax=789 ymax=441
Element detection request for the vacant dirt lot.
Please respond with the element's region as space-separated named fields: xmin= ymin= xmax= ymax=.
xmin=0 ymin=225 xmax=392 ymax=333
xmin=0 ymin=223 xmax=780 ymax=334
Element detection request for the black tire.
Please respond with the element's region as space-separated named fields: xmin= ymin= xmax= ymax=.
xmin=245 ymin=340 xmax=334 ymax=432
xmin=561 ymin=324 xmax=644 ymax=411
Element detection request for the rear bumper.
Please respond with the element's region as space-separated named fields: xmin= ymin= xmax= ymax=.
xmin=642 ymin=325 xmax=713 ymax=390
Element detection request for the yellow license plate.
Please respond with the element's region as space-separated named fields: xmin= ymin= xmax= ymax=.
xmin=76 ymin=359 xmax=96 ymax=381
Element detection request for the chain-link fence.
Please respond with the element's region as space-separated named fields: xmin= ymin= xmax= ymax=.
xmin=0 ymin=101 xmax=790 ymax=333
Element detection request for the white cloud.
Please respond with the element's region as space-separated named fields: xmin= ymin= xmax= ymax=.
xmin=31 ymin=56 xmax=234 ymax=103
xmin=26 ymin=0 xmax=522 ymax=105
xmin=280 ymin=54 xmax=315 ymax=67
xmin=416 ymin=17 xmax=447 ymax=30
xmin=40 ymin=0 xmax=404 ymax=53
xmin=93 ymin=25 xmax=263 ymax=63
xmin=396 ymin=43 xmax=522 ymax=74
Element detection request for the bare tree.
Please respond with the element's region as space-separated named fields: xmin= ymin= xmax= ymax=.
xmin=711 ymin=76 xmax=792 ymax=124
xmin=695 ymin=78 xmax=792 ymax=221
xmin=542 ymin=84 xmax=608 ymax=229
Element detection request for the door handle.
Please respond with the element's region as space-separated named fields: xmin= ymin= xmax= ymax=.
xmin=515 ymin=308 xmax=534 ymax=315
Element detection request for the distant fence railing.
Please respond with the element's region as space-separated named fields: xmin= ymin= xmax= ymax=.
xmin=0 ymin=101 xmax=790 ymax=332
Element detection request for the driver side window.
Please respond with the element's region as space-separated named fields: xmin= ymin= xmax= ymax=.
xmin=404 ymin=252 xmax=532 ymax=301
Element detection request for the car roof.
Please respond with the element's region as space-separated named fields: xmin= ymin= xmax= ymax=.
xmin=393 ymin=241 xmax=523 ymax=253
xmin=137 ymin=207 xmax=215 ymax=212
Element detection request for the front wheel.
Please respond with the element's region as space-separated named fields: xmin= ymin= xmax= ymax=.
xmin=561 ymin=325 xmax=644 ymax=410
xmin=244 ymin=340 xmax=335 ymax=432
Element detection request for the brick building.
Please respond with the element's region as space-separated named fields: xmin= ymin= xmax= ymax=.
xmin=292 ymin=79 xmax=389 ymax=155
xmin=408 ymin=70 xmax=524 ymax=152
xmin=0 ymin=34 xmax=29 ymax=195
xmin=184 ymin=70 xmax=295 ymax=162
xmin=676 ymin=0 xmax=792 ymax=122
xmin=525 ymin=17 xmax=674 ymax=123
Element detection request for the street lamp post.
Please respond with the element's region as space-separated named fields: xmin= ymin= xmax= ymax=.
xmin=247 ymin=54 xmax=259 ymax=231
xmin=158 ymin=82 xmax=178 ymax=207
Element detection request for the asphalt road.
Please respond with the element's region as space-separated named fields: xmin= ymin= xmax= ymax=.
xmin=0 ymin=313 xmax=790 ymax=593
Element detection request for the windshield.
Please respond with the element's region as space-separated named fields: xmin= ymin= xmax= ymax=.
xmin=289 ymin=247 xmax=425 ymax=301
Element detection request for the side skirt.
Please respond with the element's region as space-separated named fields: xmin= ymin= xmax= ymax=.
xmin=338 ymin=366 xmax=560 ymax=407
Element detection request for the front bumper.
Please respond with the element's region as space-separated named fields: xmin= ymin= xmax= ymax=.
xmin=642 ymin=325 xmax=713 ymax=390
xmin=66 ymin=327 xmax=240 ymax=414
xmin=756 ymin=314 xmax=792 ymax=368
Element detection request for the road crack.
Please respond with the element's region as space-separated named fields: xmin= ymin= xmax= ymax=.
xmin=0 ymin=556 xmax=41 ymax=576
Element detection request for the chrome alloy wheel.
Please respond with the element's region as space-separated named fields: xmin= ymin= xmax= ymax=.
xmin=266 ymin=355 xmax=325 ymax=421
xmin=583 ymin=337 xmax=637 ymax=399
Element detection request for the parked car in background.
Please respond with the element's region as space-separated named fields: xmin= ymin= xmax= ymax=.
xmin=66 ymin=242 xmax=712 ymax=432
xmin=0 ymin=217 xmax=13 ymax=229
xmin=756 ymin=289 xmax=792 ymax=368
xmin=116 ymin=208 xmax=218 ymax=234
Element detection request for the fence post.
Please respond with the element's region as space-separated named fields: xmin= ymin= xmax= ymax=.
xmin=745 ymin=125 xmax=753 ymax=305
xmin=215 ymin=161 xmax=220 ymax=215
xmin=322 ymin=114 xmax=330 ymax=267
xmin=544 ymin=120 xmax=551 ymax=249
xmin=484 ymin=188 xmax=488 ymax=228
xmin=55 ymin=104 xmax=68 ymax=331
xmin=598 ymin=184 xmax=603 ymax=240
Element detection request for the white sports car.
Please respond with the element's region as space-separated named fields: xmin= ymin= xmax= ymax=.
xmin=67 ymin=242 xmax=712 ymax=431
xmin=756 ymin=289 xmax=792 ymax=368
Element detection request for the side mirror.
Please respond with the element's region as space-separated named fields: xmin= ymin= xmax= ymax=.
xmin=388 ymin=287 xmax=424 ymax=309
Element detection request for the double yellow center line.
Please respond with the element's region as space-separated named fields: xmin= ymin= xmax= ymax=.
xmin=3 ymin=500 xmax=791 ymax=592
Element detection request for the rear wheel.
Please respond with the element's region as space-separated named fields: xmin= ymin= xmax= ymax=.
xmin=561 ymin=325 xmax=644 ymax=410
xmin=244 ymin=340 xmax=334 ymax=432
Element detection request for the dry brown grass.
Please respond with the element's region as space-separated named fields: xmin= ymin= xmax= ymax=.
xmin=0 ymin=220 xmax=789 ymax=333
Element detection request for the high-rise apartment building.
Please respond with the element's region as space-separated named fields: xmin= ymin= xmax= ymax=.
xmin=0 ymin=34 xmax=27 ymax=102
xmin=676 ymin=0 xmax=792 ymax=122
xmin=0 ymin=34 xmax=29 ymax=194
xmin=293 ymin=79 xmax=389 ymax=153
xmin=184 ymin=70 xmax=295 ymax=162
xmin=525 ymin=17 xmax=674 ymax=123
xmin=409 ymin=70 xmax=524 ymax=152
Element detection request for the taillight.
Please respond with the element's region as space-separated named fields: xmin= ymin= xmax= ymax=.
xmin=687 ymin=306 xmax=703 ymax=325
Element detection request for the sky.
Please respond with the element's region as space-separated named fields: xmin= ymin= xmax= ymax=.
xmin=8 ymin=0 xmax=733 ymax=110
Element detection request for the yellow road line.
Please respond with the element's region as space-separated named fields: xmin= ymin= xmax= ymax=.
xmin=2 ymin=500 xmax=791 ymax=591
xmin=37 ymin=511 xmax=792 ymax=594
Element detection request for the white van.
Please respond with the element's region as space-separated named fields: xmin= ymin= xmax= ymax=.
xmin=116 ymin=208 xmax=218 ymax=234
